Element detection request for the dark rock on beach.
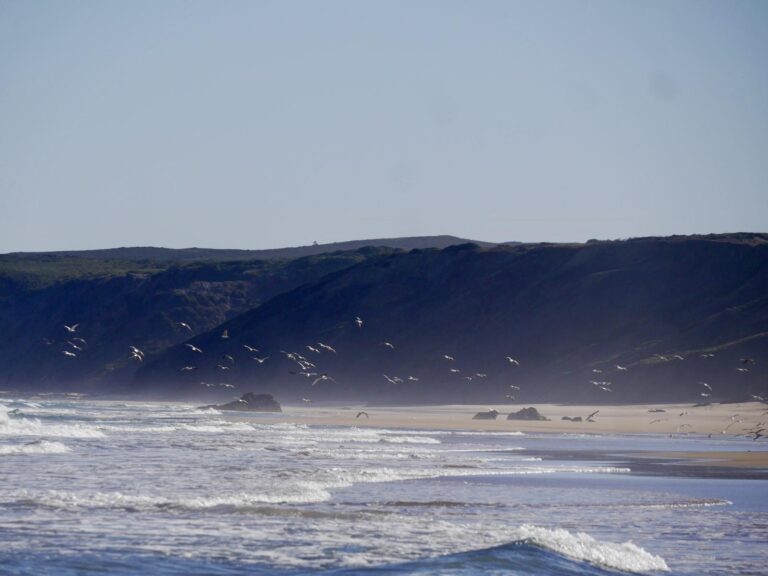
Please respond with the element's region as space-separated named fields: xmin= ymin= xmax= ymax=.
xmin=473 ymin=409 xmax=499 ymax=420
xmin=201 ymin=392 xmax=282 ymax=412
xmin=507 ymin=407 xmax=549 ymax=421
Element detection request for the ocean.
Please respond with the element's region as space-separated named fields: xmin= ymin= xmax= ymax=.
xmin=1 ymin=398 xmax=766 ymax=575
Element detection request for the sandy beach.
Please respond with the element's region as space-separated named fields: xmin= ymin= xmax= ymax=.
xmin=237 ymin=401 xmax=768 ymax=469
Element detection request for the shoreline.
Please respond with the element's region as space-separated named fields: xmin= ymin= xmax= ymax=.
xmin=224 ymin=401 xmax=768 ymax=471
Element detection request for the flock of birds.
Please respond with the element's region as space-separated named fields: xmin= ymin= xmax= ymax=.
xmin=52 ymin=317 xmax=766 ymax=439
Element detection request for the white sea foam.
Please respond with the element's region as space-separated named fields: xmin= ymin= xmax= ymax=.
xmin=0 ymin=407 xmax=105 ymax=438
xmin=0 ymin=440 xmax=72 ymax=455
xmin=511 ymin=524 xmax=669 ymax=572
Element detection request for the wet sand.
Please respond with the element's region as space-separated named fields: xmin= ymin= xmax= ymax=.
xmin=234 ymin=401 xmax=768 ymax=470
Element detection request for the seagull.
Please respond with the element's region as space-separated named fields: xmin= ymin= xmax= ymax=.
xmin=741 ymin=358 xmax=756 ymax=365
xmin=616 ymin=364 xmax=628 ymax=371
xmin=383 ymin=342 xmax=395 ymax=350
xmin=223 ymin=354 xmax=235 ymax=364
xmin=177 ymin=322 xmax=192 ymax=331
xmin=306 ymin=345 xmax=320 ymax=354
xmin=750 ymin=394 xmax=765 ymax=402
xmin=383 ymin=374 xmax=398 ymax=385
xmin=62 ymin=350 xmax=77 ymax=357
xmin=129 ymin=350 xmax=143 ymax=362
xmin=253 ymin=356 xmax=269 ymax=364
xmin=679 ymin=411 xmax=689 ymax=417
xmin=700 ymin=392 xmax=711 ymax=398
xmin=318 ymin=342 xmax=337 ymax=354
xmin=221 ymin=329 xmax=229 ymax=339
xmin=737 ymin=367 xmax=750 ymax=373
xmin=63 ymin=324 xmax=79 ymax=333
xmin=243 ymin=345 xmax=259 ymax=353
xmin=506 ymin=357 xmax=520 ymax=365
xmin=407 ymin=376 xmax=419 ymax=381
xmin=219 ymin=383 xmax=235 ymax=389
xmin=671 ymin=355 xmax=684 ymax=361
xmin=592 ymin=368 xmax=603 ymax=374
xmin=443 ymin=354 xmax=455 ymax=362
xmin=463 ymin=376 xmax=474 ymax=381
xmin=700 ymin=382 xmax=712 ymax=391
xmin=217 ymin=364 xmax=230 ymax=371
xmin=300 ymin=397 xmax=311 ymax=403
xmin=700 ymin=353 xmax=715 ymax=358
xmin=355 ymin=316 xmax=363 ymax=328
xmin=654 ymin=354 xmax=669 ymax=361
xmin=180 ymin=366 xmax=197 ymax=371
xmin=72 ymin=337 xmax=87 ymax=345
xmin=356 ymin=411 xmax=369 ymax=419
xmin=67 ymin=341 xmax=83 ymax=351
xmin=185 ymin=344 xmax=203 ymax=354
xmin=586 ymin=410 xmax=599 ymax=422
xmin=449 ymin=368 xmax=461 ymax=373
xmin=312 ymin=374 xmax=335 ymax=386
xmin=505 ymin=394 xmax=516 ymax=400
xmin=475 ymin=373 xmax=487 ymax=378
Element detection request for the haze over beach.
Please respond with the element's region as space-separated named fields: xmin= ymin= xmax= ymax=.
xmin=1 ymin=1 xmax=767 ymax=575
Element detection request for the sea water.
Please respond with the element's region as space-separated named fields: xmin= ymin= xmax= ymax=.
xmin=1 ymin=399 xmax=766 ymax=575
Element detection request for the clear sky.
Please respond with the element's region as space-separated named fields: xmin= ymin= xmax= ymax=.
xmin=1 ymin=0 xmax=766 ymax=252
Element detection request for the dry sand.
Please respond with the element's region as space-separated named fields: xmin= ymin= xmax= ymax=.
xmin=241 ymin=401 xmax=768 ymax=469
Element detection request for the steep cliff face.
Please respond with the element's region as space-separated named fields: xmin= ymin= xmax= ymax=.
xmin=137 ymin=235 xmax=768 ymax=404
xmin=0 ymin=249 xmax=389 ymax=390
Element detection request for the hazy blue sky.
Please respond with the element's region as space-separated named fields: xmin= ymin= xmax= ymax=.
xmin=1 ymin=0 xmax=766 ymax=251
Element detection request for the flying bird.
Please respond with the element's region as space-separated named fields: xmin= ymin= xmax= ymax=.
xmin=63 ymin=324 xmax=79 ymax=333
xmin=506 ymin=357 xmax=520 ymax=365
xmin=318 ymin=342 xmax=337 ymax=354
xmin=185 ymin=344 xmax=203 ymax=354
xmin=72 ymin=337 xmax=87 ymax=345
xmin=355 ymin=316 xmax=363 ymax=328
xmin=180 ymin=366 xmax=197 ymax=371
xmin=700 ymin=382 xmax=712 ymax=391
xmin=221 ymin=329 xmax=229 ymax=339
xmin=356 ymin=411 xmax=369 ymax=419
xmin=177 ymin=322 xmax=192 ymax=331
xmin=407 ymin=376 xmax=419 ymax=381
xmin=67 ymin=341 xmax=83 ymax=351
xmin=586 ymin=410 xmax=599 ymax=422
xmin=443 ymin=354 xmax=455 ymax=362
xmin=383 ymin=342 xmax=395 ymax=350
xmin=217 ymin=364 xmax=230 ymax=371
xmin=306 ymin=345 xmax=320 ymax=354
xmin=62 ymin=350 xmax=77 ymax=357
xmin=312 ymin=374 xmax=335 ymax=386
xmin=253 ymin=356 xmax=269 ymax=364
xmin=243 ymin=345 xmax=259 ymax=353
xmin=383 ymin=374 xmax=399 ymax=385
xmin=223 ymin=354 xmax=235 ymax=364
xmin=615 ymin=365 xmax=628 ymax=371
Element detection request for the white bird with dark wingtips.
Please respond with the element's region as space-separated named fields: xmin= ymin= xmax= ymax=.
xmin=185 ymin=344 xmax=203 ymax=354
xmin=506 ymin=357 xmax=520 ymax=365
xmin=243 ymin=345 xmax=259 ymax=353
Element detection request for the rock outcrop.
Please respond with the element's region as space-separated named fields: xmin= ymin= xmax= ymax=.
xmin=472 ymin=409 xmax=499 ymax=420
xmin=507 ymin=407 xmax=549 ymax=421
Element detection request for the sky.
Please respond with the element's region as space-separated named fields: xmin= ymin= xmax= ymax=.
xmin=1 ymin=0 xmax=767 ymax=252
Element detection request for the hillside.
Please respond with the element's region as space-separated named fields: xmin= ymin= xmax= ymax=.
xmin=0 ymin=248 xmax=394 ymax=390
xmin=136 ymin=235 xmax=768 ymax=404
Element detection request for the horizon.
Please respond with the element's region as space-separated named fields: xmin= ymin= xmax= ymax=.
xmin=3 ymin=229 xmax=768 ymax=256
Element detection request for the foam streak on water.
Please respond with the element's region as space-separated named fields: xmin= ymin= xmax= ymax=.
xmin=0 ymin=399 xmax=767 ymax=575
